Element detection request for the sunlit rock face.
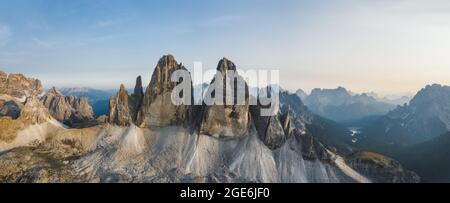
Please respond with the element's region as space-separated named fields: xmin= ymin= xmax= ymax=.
xmin=138 ymin=55 xmax=192 ymax=128
xmin=20 ymin=96 xmax=52 ymax=125
xmin=108 ymin=84 xmax=132 ymax=126
xmin=41 ymin=87 xmax=94 ymax=127
xmin=199 ymin=58 xmax=251 ymax=138
xmin=0 ymin=71 xmax=43 ymax=98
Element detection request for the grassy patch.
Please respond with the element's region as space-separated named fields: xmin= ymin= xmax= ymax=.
xmin=0 ymin=117 xmax=24 ymax=143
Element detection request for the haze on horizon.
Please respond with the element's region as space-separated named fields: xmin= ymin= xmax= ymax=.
xmin=1 ymin=0 xmax=450 ymax=97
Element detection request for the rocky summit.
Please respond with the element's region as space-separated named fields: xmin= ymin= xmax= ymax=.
xmin=108 ymin=84 xmax=132 ymax=126
xmin=41 ymin=87 xmax=94 ymax=127
xmin=138 ymin=55 xmax=192 ymax=127
xmin=0 ymin=71 xmax=43 ymax=98
xmin=199 ymin=58 xmax=251 ymax=138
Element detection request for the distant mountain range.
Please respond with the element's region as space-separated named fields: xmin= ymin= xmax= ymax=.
xmin=359 ymin=84 xmax=450 ymax=149
xmin=297 ymin=87 xmax=397 ymax=123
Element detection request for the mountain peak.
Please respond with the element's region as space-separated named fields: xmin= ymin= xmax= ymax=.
xmin=134 ymin=76 xmax=143 ymax=96
xmin=119 ymin=84 xmax=126 ymax=92
xmin=217 ymin=57 xmax=237 ymax=72
xmin=0 ymin=71 xmax=43 ymax=98
xmin=48 ymin=86 xmax=62 ymax=95
xmin=157 ymin=54 xmax=178 ymax=68
xmin=410 ymin=83 xmax=450 ymax=106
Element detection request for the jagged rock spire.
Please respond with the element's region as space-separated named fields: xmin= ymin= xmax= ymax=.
xmin=217 ymin=57 xmax=237 ymax=72
xmin=130 ymin=76 xmax=144 ymax=124
xmin=138 ymin=55 xmax=192 ymax=127
xmin=0 ymin=72 xmax=43 ymax=98
xmin=41 ymin=86 xmax=94 ymax=127
xmin=133 ymin=76 xmax=144 ymax=96
xmin=108 ymin=84 xmax=132 ymax=126
xmin=199 ymin=57 xmax=251 ymax=138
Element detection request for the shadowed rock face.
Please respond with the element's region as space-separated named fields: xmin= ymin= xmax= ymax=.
xmin=199 ymin=58 xmax=251 ymax=138
xmin=138 ymin=55 xmax=192 ymax=127
xmin=0 ymin=71 xmax=43 ymax=98
xmin=0 ymin=100 xmax=21 ymax=119
xmin=41 ymin=87 xmax=94 ymax=126
xmin=108 ymin=84 xmax=132 ymax=126
xmin=129 ymin=76 xmax=144 ymax=123
xmin=250 ymin=102 xmax=285 ymax=149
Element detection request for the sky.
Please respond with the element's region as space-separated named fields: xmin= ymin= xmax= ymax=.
xmin=1 ymin=0 xmax=450 ymax=96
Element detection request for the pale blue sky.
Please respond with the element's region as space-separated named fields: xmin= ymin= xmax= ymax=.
xmin=1 ymin=0 xmax=450 ymax=95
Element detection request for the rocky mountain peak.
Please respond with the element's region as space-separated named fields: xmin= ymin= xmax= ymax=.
xmin=0 ymin=71 xmax=43 ymax=98
xmin=19 ymin=96 xmax=52 ymax=124
xmin=108 ymin=84 xmax=132 ymax=126
xmin=295 ymin=89 xmax=308 ymax=101
xmin=409 ymin=84 xmax=450 ymax=106
xmin=133 ymin=76 xmax=144 ymax=96
xmin=199 ymin=58 xmax=250 ymax=138
xmin=48 ymin=86 xmax=62 ymax=95
xmin=41 ymin=87 xmax=94 ymax=127
xmin=130 ymin=76 xmax=145 ymax=123
xmin=138 ymin=55 xmax=191 ymax=127
xmin=217 ymin=57 xmax=237 ymax=73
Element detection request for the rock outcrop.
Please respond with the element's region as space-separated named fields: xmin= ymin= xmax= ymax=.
xmin=199 ymin=58 xmax=251 ymax=138
xmin=346 ymin=151 xmax=420 ymax=183
xmin=108 ymin=84 xmax=132 ymax=126
xmin=0 ymin=100 xmax=21 ymax=119
xmin=250 ymin=103 xmax=286 ymax=149
xmin=19 ymin=96 xmax=52 ymax=124
xmin=138 ymin=55 xmax=192 ymax=127
xmin=41 ymin=87 xmax=94 ymax=126
xmin=129 ymin=76 xmax=144 ymax=123
xmin=0 ymin=71 xmax=43 ymax=98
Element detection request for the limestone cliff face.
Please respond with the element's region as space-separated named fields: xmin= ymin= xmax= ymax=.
xmin=108 ymin=84 xmax=132 ymax=126
xmin=19 ymin=96 xmax=52 ymax=124
xmin=41 ymin=87 xmax=94 ymax=126
xmin=138 ymin=55 xmax=192 ymax=127
xmin=199 ymin=58 xmax=251 ymax=138
xmin=0 ymin=71 xmax=43 ymax=98
xmin=129 ymin=76 xmax=144 ymax=124
xmin=250 ymin=103 xmax=285 ymax=149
